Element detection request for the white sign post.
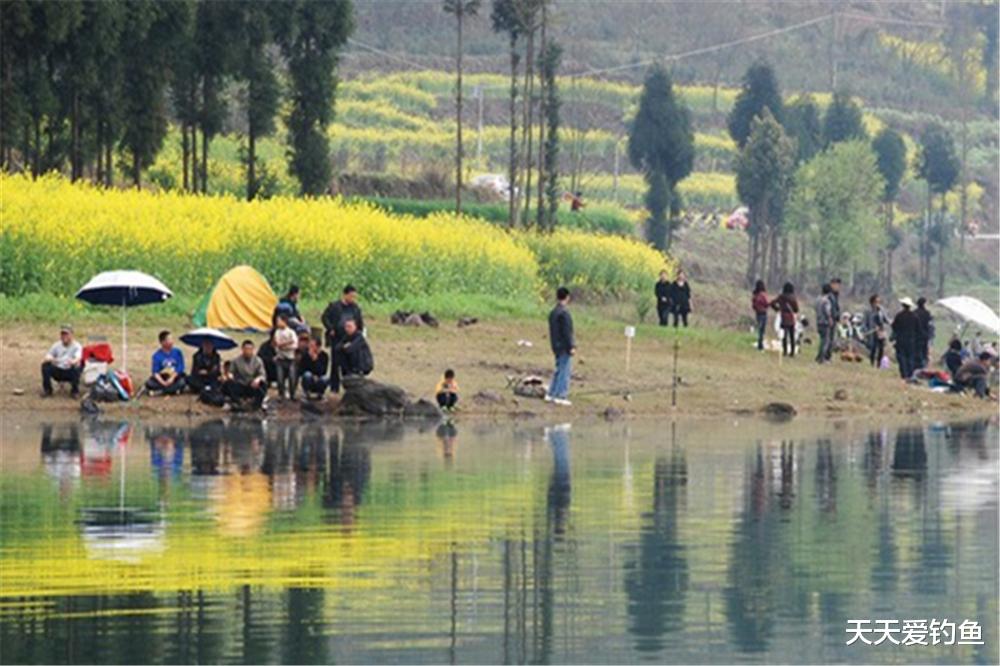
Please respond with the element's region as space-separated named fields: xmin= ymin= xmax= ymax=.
xmin=624 ymin=326 xmax=636 ymax=400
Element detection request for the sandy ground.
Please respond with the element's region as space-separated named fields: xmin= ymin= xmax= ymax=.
xmin=2 ymin=312 xmax=996 ymax=423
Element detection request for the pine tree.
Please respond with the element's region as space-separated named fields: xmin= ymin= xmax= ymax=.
xmin=727 ymin=62 xmax=783 ymax=148
xmin=627 ymin=65 xmax=694 ymax=250
xmin=822 ymin=90 xmax=866 ymax=146
xmin=871 ymin=128 xmax=906 ymax=290
xmin=274 ymin=0 xmax=353 ymax=196
xmin=784 ymin=95 xmax=822 ymax=164
xmin=444 ymin=0 xmax=482 ymax=215
xmin=916 ymin=123 xmax=960 ymax=293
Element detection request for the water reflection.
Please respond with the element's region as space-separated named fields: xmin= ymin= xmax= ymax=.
xmin=0 ymin=416 xmax=996 ymax=664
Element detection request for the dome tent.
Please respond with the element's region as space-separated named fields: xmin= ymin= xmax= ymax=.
xmin=192 ymin=266 xmax=277 ymax=332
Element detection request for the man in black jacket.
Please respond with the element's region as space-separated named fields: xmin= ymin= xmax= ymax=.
xmin=654 ymin=271 xmax=672 ymax=326
xmin=546 ymin=287 xmax=576 ymax=406
xmin=322 ymin=285 xmax=365 ymax=392
xmin=891 ymin=297 xmax=920 ymax=379
xmin=336 ymin=319 xmax=374 ymax=379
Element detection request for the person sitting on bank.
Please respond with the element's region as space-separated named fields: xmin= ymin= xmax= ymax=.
xmin=223 ymin=340 xmax=268 ymax=410
xmin=942 ymin=338 xmax=964 ymax=378
xmin=668 ymin=270 xmax=691 ymax=327
xmin=655 ymin=271 xmax=672 ymax=327
xmin=41 ymin=324 xmax=82 ymax=397
xmin=954 ymin=352 xmax=995 ymax=399
xmin=188 ymin=339 xmax=221 ymax=396
xmin=297 ymin=337 xmax=329 ymax=400
xmin=272 ymin=314 xmax=298 ymax=400
xmin=335 ymin=318 xmax=374 ymax=379
xmin=435 ymin=369 xmax=459 ymax=411
xmin=146 ymin=330 xmax=187 ymax=396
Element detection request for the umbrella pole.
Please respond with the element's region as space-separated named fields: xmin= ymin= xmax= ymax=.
xmin=121 ymin=301 xmax=127 ymax=374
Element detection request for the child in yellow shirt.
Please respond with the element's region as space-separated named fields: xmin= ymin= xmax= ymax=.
xmin=435 ymin=369 xmax=459 ymax=411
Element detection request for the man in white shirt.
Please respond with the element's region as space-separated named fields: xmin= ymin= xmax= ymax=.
xmin=42 ymin=325 xmax=82 ymax=397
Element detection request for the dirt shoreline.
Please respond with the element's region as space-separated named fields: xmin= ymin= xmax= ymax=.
xmin=3 ymin=314 xmax=996 ymax=423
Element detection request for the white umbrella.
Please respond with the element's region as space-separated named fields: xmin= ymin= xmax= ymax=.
xmin=76 ymin=270 xmax=173 ymax=373
xmin=936 ymin=296 xmax=1000 ymax=336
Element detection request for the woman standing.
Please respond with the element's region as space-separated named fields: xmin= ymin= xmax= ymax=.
xmin=669 ymin=270 xmax=692 ymax=328
xmin=751 ymin=280 xmax=770 ymax=351
xmin=862 ymin=293 xmax=889 ymax=367
xmin=770 ymin=282 xmax=799 ymax=357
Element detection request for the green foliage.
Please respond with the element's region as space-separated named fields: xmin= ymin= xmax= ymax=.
xmin=361 ymin=196 xmax=635 ymax=235
xmin=917 ymin=122 xmax=960 ymax=194
xmin=274 ymin=0 xmax=353 ymax=195
xmin=822 ymin=90 xmax=867 ymax=147
xmin=727 ymin=62 xmax=783 ymax=148
xmin=784 ymin=95 xmax=823 ymax=164
xmin=787 ymin=141 xmax=885 ymax=275
xmin=735 ymin=109 xmax=795 ymax=235
xmin=628 ymin=65 xmax=693 ymax=250
xmin=871 ymin=128 xmax=907 ymax=203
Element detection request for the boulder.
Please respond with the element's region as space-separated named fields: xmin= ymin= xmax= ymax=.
xmin=473 ymin=390 xmax=505 ymax=404
xmin=337 ymin=376 xmax=442 ymax=419
xmin=403 ymin=398 xmax=442 ymax=419
xmin=761 ymin=402 xmax=796 ymax=421
xmin=513 ymin=375 xmax=547 ymax=399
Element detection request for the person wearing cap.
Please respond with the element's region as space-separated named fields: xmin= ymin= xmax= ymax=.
xmin=41 ymin=325 xmax=82 ymax=397
xmin=891 ymin=297 xmax=920 ymax=379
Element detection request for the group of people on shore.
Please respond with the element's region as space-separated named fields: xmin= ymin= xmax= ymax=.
xmin=749 ymin=278 xmax=997 ymax=398
xmin=41 ymin=283 xmax=465 ymax=412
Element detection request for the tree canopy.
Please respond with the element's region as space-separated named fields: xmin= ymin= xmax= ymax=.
xmin=916 ymin=123 xmax=960 ymax=195
xmin=871 ymin=128 xmax=906 ymax=203
xmin=727 ymin=62 xmax=783 ymax=148
xmin=822 ymin=90 xmax=866 ymax=147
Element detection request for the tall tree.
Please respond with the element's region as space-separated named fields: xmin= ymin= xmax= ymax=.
xmin=784 ymin=95 xmax=823 ymax=164
xmin=491 ymin=0 xmax=526 ymax=227
xmin=443 ymin=0 xmax=481 ymax=215
xmin=871 ymin=128 xmax=906 ymax=291
xmin=727 ymin=62 xmax=783 ymax=148
xmin=822 ymin=90 xmax=866 ymax=147
xmin=627 ymin=65 xmax=694 ymax=251
xmin=735 ymin=109 xmax=796 ymax=285
xmin=237 ymin=2 xmax=281 ymax=201
xmin=119 ymin=0 xmax=190 ymax=188
xmin=194 ymin=1 xmax=239 ymax=194
xmin=274 ymin=0 xmax=353 ymax=196
xmin=787 ymin=141 xmax=885 ymax=281
xmin=538 ymin=40 xmax=561 ymax=231
xmin=916 ymin=123 xmax=960 ymax=294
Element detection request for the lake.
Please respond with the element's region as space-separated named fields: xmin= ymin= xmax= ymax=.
xmin=0 ymin=415 xmax=996 ymax=664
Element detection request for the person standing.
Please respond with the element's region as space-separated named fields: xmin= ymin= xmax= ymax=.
xmin=814 ymin=284 xmax=834 ymax=363
xmin=891 ymin=297 xmax=920 ymax=380
xmin=669 ymin=270 xmax=691 ymax=328
xmin=771 ymin=283 xmax=799 ymax=357
xmin=915 ymin=297 xmax=934 ymax=370
xmin=322 ymin=285 xmax=365 ymax=392
xmin=655 ymin=271 xmax=672 ymax=326
xmin=41 ymin=325 xmax=82 ymax=397
xmin=862 ymin=294 xmax=889 ymax=368
xmin=751 ymin=280 xmax=770 ymax=351
xmin=545 ymin=287 xmax=576 ymax=406
xmin=272 ymin=314 xmax=298 ymax=400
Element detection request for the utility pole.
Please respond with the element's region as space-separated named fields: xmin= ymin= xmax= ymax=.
xmin=476 ymin=85 xmax=484 ymax=165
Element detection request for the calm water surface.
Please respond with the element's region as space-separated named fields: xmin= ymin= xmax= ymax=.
xmin=0 ymin=415 xmax=997 ymax=664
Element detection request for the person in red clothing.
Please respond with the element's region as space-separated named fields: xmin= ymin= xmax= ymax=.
xmin=751 ymin=280 xmax=770 ymax=351
xmin=770 ymin=282 xmax=800 ymax=357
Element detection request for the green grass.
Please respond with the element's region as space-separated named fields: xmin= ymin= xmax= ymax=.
xmin=358 ymin=196 xmax=636 ymax=236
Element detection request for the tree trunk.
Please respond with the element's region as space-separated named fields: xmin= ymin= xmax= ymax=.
xmin=104 ymin=138 xmax=113 ymax=187
xmin=70 ymin=91 xmax=81 ymax=181
xmin=886 ymin=201 xmax=894 ymax=293
xmin=191 ymin=125 xmax=199 ymax=192
xmin=507 ymin=37 xmax=518 ymax=229
xmin=132 ymin=151 xmax=141 ymax=189
xmin=201 ymin=125 xmax=209 ymax=194
xmin=521 ymin=25 xmax=535 ymax=227
xmin=182 ymin=123 xmax=190 ymax=191
xmin=247 ymin=129 xmax=256 ymax=201
xmin=455 ymin=8 xmax=463 ymax=215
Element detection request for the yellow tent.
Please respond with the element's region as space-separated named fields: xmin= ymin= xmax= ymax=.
xmin=192 ymin=266 xmax=277 ymax=331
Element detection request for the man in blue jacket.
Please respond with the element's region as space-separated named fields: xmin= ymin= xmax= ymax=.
xmin=546 ymin=287 xmax=576 ymax=406
xmin=145 ymin=330 xmax=187 ymax=395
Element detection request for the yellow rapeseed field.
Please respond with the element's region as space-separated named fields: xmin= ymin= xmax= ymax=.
xmin=1 ymin=174 xmax=670 ymax=301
